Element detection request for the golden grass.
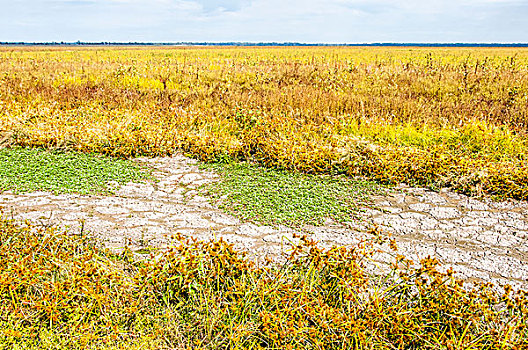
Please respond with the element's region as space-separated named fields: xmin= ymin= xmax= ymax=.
xmin=1 ymin=46 xmax=527 ymax=198
xmin=1 ymin=216 xmax=527 ymax=349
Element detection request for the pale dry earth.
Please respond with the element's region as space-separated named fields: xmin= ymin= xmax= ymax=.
xmin=1 ymin=155 xmax=528 ymax=289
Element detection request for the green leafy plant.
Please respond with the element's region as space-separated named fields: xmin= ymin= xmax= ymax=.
xmin=202 ymin=161 xmax=382 ymax=227
xmin=0 ymin=147 xmax=151 ymax=194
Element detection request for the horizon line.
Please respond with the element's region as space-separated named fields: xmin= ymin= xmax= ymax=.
xmin=1 ymin=41 xmax=528 ymax=47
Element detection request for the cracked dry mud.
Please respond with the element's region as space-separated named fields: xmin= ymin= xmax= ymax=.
xmin=1 ymin=154 xmax=528 ymax=289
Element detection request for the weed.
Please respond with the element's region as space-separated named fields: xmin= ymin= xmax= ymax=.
xmin=0 ymin=147 xmax=151 ymax=194
xmin=0 ymin=215 xmax=526 ymax=349
xmin=202 ymin=161 xmax=382 ymax=227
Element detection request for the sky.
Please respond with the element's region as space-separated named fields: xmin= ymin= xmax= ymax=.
xmin=0 ymin=0 xmax=527 ymax=43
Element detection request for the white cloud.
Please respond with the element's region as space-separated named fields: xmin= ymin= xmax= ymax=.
xmin=0 ymin=0 xmax=526 ymax=42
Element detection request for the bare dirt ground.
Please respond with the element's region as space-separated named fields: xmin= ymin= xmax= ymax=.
xmin=2 ymin=154 xmax=527 ymax=289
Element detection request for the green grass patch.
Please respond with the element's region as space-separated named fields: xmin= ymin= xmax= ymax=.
xmin=0 ymin=147 xmax=151 ymax=194
xmin=202 ymin=162 xmax=383 ymax=227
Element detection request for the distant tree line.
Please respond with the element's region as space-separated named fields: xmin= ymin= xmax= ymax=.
xmin=1 ymin=41 xmax=527 ymax=47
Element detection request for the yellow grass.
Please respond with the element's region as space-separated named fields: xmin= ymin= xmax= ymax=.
xmin=1 ymin=46 xmax=527 ymax=198
xmin=1 ymin=216 xmax=527 ymax=349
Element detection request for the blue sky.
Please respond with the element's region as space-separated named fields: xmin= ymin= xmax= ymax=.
xmin=1 ymin=0 xmax=527 ymax=43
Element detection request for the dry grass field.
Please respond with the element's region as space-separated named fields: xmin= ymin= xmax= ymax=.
xmin=1 ymin=46 xmax=527 ymax=198
xmin=1 ymin=46 xmax=528 ymax=349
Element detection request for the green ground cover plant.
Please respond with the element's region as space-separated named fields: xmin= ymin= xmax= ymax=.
xmin=0 ymin=216 xmax=526 ymax=349
xmin=0 ymin=147 xmax=150 ymax=194
xmin=203 ymin=161 xmax=382 ymax=227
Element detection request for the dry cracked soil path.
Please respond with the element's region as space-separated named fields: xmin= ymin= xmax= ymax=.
xmin=1 ymin=154 xmax=528 ymax=289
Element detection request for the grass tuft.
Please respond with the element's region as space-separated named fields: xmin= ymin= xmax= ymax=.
xmin=1 ymin=216 xmax=526 ymax=349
